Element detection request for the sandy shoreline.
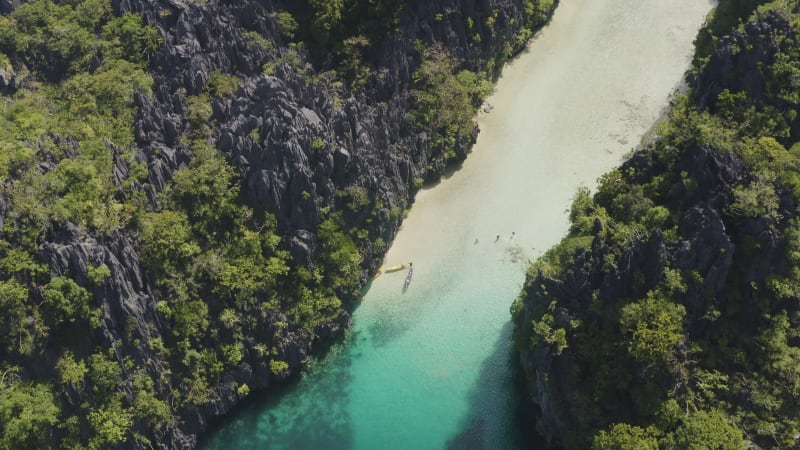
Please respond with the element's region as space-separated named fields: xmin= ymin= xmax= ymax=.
xmin=204 ymin=0 xmax=716 ymax=447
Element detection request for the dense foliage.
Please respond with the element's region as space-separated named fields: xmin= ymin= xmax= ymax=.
xmin=408 ymin=43 xmax=494 ymax=162
xmin=291 ymin=0 xmax=553 ymax=67
xmin=513 ymin=0 xmax=800 ymax=447
xmin=0 ymin=2 xmax=160 ymax=446
xmin=0 ymin=0 xmax=364 ymax=447
xmin=277 ymin=0 xmax=555 ymax=171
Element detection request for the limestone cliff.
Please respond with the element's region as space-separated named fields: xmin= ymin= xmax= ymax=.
xmin=0 ymin=0 xmax=555 ymax=448
xmin=513 ymin=3 xmax=800 ymax=447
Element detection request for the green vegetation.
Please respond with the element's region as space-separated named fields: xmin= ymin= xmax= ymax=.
xmin=513 ymin=0 xmax=800 ymax=447
xmin=267 ymin=0 xmax=555 ymax=184
xmin=409 ymin=44 xmax=493 ymax=162
xmin=0 ymin=380 xmax=60 ymax=449
xmin=691 ymin=0 xmax=767 ymax=72
xmin=0 ymin=0 xmax=357 ymax=446
xmin=0 ymin=7 xmax=158 ymax=416
xmin=298 ymin=0 xmax=402 ymax=59
xmin=619 ymin=292 xmax=686 ymax=365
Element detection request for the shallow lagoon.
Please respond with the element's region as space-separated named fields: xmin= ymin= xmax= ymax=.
xmin=202 ymin=0 xmax=714 ymax=448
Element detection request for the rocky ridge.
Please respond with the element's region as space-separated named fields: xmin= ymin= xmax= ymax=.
xmin=513 ymin=3 xmax=800 ymax=447
xmin=0 ymin=0 xmax=556 ymax=448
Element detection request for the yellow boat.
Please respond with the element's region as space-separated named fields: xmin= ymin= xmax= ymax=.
xmin=384 ymin=263 xmax=408 ymax=273
xmin=371 ymin=263 xmax=408 ymax=279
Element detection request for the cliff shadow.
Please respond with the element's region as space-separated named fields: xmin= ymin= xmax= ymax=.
xmin=444 ymin=320 xmax=549 ymax=450
xmin=199 ymin=335 xmax=359 ymax=450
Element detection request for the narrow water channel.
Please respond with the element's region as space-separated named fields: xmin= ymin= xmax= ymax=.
xmin=202 ymin=0 xmax=714 ymax=448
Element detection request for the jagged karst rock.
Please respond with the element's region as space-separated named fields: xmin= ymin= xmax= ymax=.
xmin=695 ymin=9 xmax=799 ymax=140
xmin=1 ymin=0 xmax=558 ymax=447
xmin=0 ymin=66 xmax=15 ymax=94
xmin=514 ymin=10 xmax=800 ymax=444
xmin=515 ymin=137 xmax=762 ymax=444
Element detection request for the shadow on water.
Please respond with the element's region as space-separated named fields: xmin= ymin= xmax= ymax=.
xmin=364 ymin=313 xmax=410 ymax=348
xmin=363 ymin=280 xmax=456 ymax=349
xmin=445 ymin=321 xmax=549 ymax=450
xmin=361 ymin=269 xmax=451 ymax=350
xmin=199 ymin=334 xmax=359 ymax=450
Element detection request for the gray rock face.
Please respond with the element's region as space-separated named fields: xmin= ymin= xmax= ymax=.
xmin=514 ymin=139 xmax=792 ymax=445
xmin=0 ymin=0 xmax=20 ymax=15
xmin=125 ymin=0 xmax=535 ymax=260
xmin=517 ymin=219 xmax=728 ymax=442
xmin=0 ymin=66 xmax=15 ymax=94
xmin=695 ymin=10 xmax=799 ymax=141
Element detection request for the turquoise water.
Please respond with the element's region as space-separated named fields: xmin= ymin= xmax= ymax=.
xmin=202 ymin=238 xmax=533 ymax=449
xmin=202 ymin=0 xmax=713 ymax=448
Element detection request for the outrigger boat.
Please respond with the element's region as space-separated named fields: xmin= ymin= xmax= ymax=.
xmin=403 ymin=266 xmax=413 ymax=292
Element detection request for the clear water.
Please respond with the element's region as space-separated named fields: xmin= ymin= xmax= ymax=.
xmin=201 ymin=0 xmax=713 ymax=448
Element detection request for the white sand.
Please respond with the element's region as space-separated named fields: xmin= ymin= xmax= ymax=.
xmin=380 ymin=0 xmax=714 ymax=273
